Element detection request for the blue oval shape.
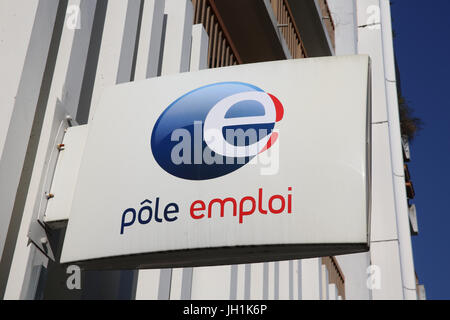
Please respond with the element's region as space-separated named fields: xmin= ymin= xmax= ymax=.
xmin=151 ymin=82 xmax=276 ymax=180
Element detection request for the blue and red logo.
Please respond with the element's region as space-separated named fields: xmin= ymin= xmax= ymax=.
xmin=151 ymin=82 xmax=284 ymax=180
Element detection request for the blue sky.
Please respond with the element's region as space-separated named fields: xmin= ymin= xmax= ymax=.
xmin=390 ymin=0 xmax=450 ymax=299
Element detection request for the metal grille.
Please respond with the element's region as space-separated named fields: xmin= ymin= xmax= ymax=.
xmin=192 ymin=0 xmax=241 ymax=68
xmin=270 ymin=0 xmax=308 ymax=59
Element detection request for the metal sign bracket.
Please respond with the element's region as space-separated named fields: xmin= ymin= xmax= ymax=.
xmin=26 ymin=102 xmax=77 ymax=261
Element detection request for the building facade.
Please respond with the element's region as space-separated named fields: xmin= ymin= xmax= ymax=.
xmin=0 ymin=0 xmax=425 ymax=300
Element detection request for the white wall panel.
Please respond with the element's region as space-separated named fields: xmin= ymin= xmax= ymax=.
xmin=60 ymin=0 xmax=98 ymax=119
xmin=370 ymin=123 xmax=398 ymax=241
xmin=327 ymin=0 xmax=358 ymax=55
xmin=235 ymin=264 xmax=246 ymax=300
xmin=134 ymin=0 xmax=165 ymax=80
xmin=161 ymin=0 xmax=193 ymax=75
xmin=370 ymin=240 xmax=404 ymax=299
xmin=0 ymin=1 xmax=38 ymax=158
xmin=379 ymin=0 xmax=417 ymax=299
xmin=301 ymin=258 xmax=321 ymax=300
xmin=357 ymin=0 xmax=412 ymax=300
xmin=295 ymin=260 xmax=301 ymax=300
xmin=135 ymin=269 xmax=160 ymax=300
xmin=250 ymin=263 xmax=264 ymax=300
xmin=4 ymin=0 xmax=97 ymax=299
xmin=1 ymin=0 xmax=63 ymax=299
xmin=88 ymin=0 xmax=141 ymax=120
xmin=136 ymin=0 xmax=194 ymax=299
xmin=190 ymin=24 xmax=209 ymax=72
xmin=321 ymin=264 xmax=329 ymax=300
xmin=279 ymin=261 xmax=290 ymax=300
xmin=267 ymin=262 xmax=275 ymax=300
xmin=191 ymin=266 xmax=231 ymax=300
xmin=357 ymin=0 xmax=388 ymax=123
xmin=329 ymin=283 xmax=338 ymax=300
xmin=335 ymin=252 xmax=371 ymax=300
xmin=169 ymin=268 xmax=183 ymax=300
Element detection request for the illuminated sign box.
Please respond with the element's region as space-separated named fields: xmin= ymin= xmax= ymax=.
xmin=61 ymin=55 xmax=371 ymax=269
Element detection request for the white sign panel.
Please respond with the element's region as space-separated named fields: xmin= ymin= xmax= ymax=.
xmin=61 ymin=56 xmax=371 ymax=268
